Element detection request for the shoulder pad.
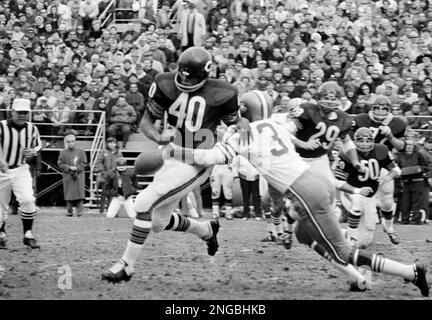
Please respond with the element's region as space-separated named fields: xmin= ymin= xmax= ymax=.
xmin=298 ymin=102 xmax=318 ymax=119
xmin=199 ymin=79 xmax=238 ymax=106
xmin=153 ymin=72 xmax=179 ymax=100
xmin=390 ymin=116 xmax=408 ymax=137
xmin=373 ymin=144 xmax=390 ymax=160
xmin=337 ymin=111 xmax=354 ymax=131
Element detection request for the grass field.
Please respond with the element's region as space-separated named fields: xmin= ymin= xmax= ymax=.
xmin=0 ymin=207 xmax=431 ymax=300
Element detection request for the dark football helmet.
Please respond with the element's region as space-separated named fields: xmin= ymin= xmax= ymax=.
xmin=354 ymin=127 xmax=374 ymax=153
xmin=175 ymin=47 xmax=212 ymax=92
xmin=371 ymin=96 xmax=391 ymax=122
xmin=317 ymin=81 xmax=344 ymax=112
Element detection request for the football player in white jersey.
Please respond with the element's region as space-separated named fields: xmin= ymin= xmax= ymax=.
xmin=162 ymin=91 xmax=430 ymax=296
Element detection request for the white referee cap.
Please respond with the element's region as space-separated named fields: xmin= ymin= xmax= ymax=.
xmin=12 ymin=98 xmax=31 ymax=112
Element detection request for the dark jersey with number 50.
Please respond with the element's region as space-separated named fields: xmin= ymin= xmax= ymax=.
xmin=334 ymin=144 xmax=398 ymax=196
xmin=146 ymin=72 xmax=239 ymax=149
xmin=293 ymin=103 xmax=353 ymax=158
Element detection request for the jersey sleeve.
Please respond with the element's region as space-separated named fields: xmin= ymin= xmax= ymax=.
xmin=146 ymin=81 xmax=169 ymax=120
xmin=220 ymin=94 xmax=240 ymax=125
xmin=333 ymin=158 xmax=349 ymax=182
xmin=192 ymin=129 xmax=240 ymax=166
xmin=339 ymin=115 xmax=353 ymax=140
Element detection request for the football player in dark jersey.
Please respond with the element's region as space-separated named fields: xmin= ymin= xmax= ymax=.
xmin=334 ymin=128 xmax=401 ymax=248
xmin=351 ymin=96 xmax=408 ymax=245
xmin=291 ymin=81 xmax=364 ymax=182
xmin=102 ymin=47 xmax=249 ymax=283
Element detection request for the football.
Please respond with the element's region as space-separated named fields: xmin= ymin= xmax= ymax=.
xmin=134 ymin=148 xmax=164 ymax=175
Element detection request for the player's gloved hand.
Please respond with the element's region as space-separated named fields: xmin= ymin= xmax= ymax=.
xmin=358 ymin=187 xmax=373 ymax=197
xmin=304 ymin=138 xmax=321 ymax=150
xmin=379 ymin=125 xmax=392 ymax=138
xmin=236 ymin=117 xmax=252 ymax=145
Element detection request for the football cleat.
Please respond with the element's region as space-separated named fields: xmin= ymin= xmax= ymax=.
xmin=101 ymin=260 xmax=133 ymax=283
xmin=225 ymin=213 xmax=233 ymax=220
xmin=349 ymin=279 xmax=368 ymax=292
xmin=204 ymin=220 xmax=220 ymax=256
xmin=0 ymin=236 xmax=7 ymax=250
xmin=23 ymin=237 xmax=40 ymax=249
xmin=261 ymin=233 xmax=277 ymax=242
xmin=278 ymin=232 xmax=293 ymax=249
xmin=383 ymin=229 xmax=400 ymax=245
xmin=406 ymin=263 xmax=429 ymax=297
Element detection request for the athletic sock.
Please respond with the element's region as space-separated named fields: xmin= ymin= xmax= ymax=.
xmin=271 ymin=213 xmax=283 ymax=234
xmin=347 ymin=210 xmax=361 ymax=241
xmin=225 ymin=199 xmax=232 ymax=217
xmin=380 ymin=207 xmax=395 ymax=233
xmin=310 ymin=241 xmax=365 ymax=284
xmin=165 ymin=212 xmax=211 ymax=239
xmin=351 ymin=249 xmax=416 ymax=281
xmin=122 ymin=212 xmax=152 ymax=267
xmin=212 ymin=198 xmax=219 ymax=217
xmin=21 ymin=211 xmax=35 ymax=235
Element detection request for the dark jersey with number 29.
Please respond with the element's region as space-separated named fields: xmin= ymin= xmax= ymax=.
xmin=146 ymin=72 xmax=239 ymax=149
xmin=334 ymin=144 xmax=397 ymax=196
xmin=293 ymin=103 xmax=353 ymax=158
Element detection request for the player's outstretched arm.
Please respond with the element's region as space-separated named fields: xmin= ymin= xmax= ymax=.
xmin=340 ymin=135 xmax=364 ymax=173
xmin=379 ymin=125 xmax=405 ymax=151
xmin=162 ymin=142 xmax=231 ymax=167
xmin=334 ymin=179 xmax=373 ymax=197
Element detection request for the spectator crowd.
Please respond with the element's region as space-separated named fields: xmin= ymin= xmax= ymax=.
xmin=1 ymin=0 xmax=432 ymax=221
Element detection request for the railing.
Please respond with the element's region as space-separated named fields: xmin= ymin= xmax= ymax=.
xmin=89 ymin=112 xmax=106 ymax=202
xmin=100 ymin=0 xmax=118 ymax=29
xmin=1 ymin=109 xmax=106 ymax=205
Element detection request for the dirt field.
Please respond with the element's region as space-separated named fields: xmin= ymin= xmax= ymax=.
xmin=0 ymin=207 xmax=431 ymax=300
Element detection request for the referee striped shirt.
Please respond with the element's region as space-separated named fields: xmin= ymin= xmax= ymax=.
xmin=0 ymin=119 xmax=42 ymax=168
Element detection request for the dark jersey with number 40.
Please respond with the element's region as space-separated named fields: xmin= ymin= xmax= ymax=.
xmin=334 ymin=144 xmax=397 ymax=196
xmin=293 ymin=103 xmax=353 ymax=158
xmin=147 ymin=72 xmax=239 ymax=149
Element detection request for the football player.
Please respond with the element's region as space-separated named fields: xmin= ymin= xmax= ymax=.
xmin=351 ymin=95 xmax=408 ymax=244
xmin=334 ymin=128 xmax=401 ymax=248
xmin=101 ymin=47 xmax=250 ymax=283
xmin=290 ymin=81 xmax=363 ymax=184
xmin=163 ymin=90 xmax=429 ymax=296
xmin=210 ymin=125 xmax=234 ymax=220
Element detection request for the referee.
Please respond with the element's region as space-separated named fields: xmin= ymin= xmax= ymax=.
xmin=0 ymin=98 xmax=41 ymax=249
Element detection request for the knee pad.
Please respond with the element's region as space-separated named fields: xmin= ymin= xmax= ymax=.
xmin=211 ymin=190 xmax=220 ymax=199
xmin=379 ymin=197 xmax=394 ymax=212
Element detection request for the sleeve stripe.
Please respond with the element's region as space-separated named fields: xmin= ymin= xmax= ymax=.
xmin=147 ymin=100 xmax=164 ymax=119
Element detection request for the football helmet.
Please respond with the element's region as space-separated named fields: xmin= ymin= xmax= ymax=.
xmin=175 ymin=47 xmax=212 ymax=92
xmin=371 ymin=96 xmax=391 ymax=122
xmin=239 ymin=90 xmax=273 ymax=122
xmin=354 ymin=127 xmax=374 ymax=153
xmin=317 ymin=81 xmax=344 ymax=112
